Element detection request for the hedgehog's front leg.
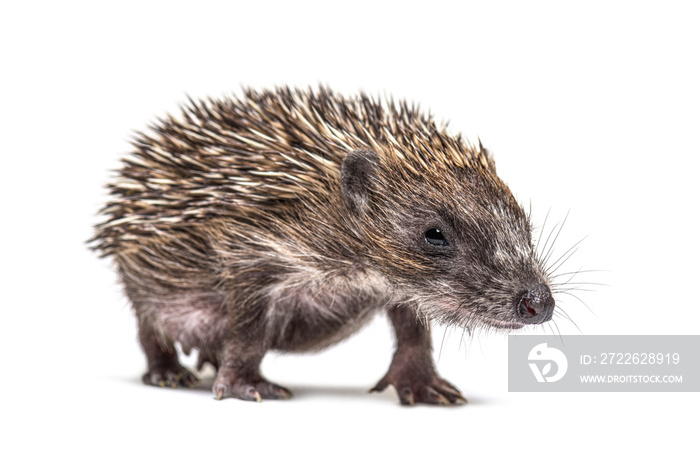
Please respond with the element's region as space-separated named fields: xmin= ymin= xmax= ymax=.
xmin=371 ymin=305 xmax=466 ymax=405
xmin=212 ymin=340 xmax=292 ymax=401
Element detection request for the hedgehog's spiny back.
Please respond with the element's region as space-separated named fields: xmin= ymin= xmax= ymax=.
xmin=93 ymin=87 xmax=493 ymax=256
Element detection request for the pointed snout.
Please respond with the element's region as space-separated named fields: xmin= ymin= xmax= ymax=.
xmin=516 ymin=284 xmax=554 ymax=325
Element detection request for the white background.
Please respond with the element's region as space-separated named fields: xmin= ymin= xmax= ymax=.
xmin=2 ymin=1 xmax=698 ymax=448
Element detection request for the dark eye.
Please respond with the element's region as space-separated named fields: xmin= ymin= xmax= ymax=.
xmin=425 ymin=228 xmax=448 ymax=246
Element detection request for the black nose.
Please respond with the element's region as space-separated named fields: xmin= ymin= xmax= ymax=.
xmin=516 ymin=284 xmax=554 ymax=324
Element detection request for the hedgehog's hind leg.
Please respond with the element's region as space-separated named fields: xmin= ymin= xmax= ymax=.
xmin=212 ymin=340 xmax=291 ymax=401
xmin=138 ymin=317 xmax=198 ymax=388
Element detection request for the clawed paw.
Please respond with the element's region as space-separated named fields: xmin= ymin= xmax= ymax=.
xmin=213 ymin=379 xmax=292 ymax=402
xmin=142 ymin=364 xmax=198 ymax=388
xmin=371 ymin=375 xmax=466 ymax=406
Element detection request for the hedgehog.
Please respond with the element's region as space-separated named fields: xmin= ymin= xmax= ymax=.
xmin=92 ymin=86 xmax=555 ymax=405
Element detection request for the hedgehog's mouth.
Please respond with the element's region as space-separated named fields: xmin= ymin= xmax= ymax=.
xmin=476 ymin=316 xmax=525 ymax=330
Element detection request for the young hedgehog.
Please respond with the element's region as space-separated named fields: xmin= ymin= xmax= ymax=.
xmin=92 ymin=86 xmax=555 ymax=405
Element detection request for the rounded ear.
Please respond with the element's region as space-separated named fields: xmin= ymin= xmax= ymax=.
xmin=341 ymin=150 xmax=380 ymax=217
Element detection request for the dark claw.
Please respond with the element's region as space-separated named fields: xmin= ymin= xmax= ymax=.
xmin=435 ymin=384 xmax=467 ymax=403
xmin=421 ymin=386 xmax=450 ymax=405
xmin=369 ymin=379 xmax=389 ymax=393
xmin=269 ymin=385 xmax=292 ymax=400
